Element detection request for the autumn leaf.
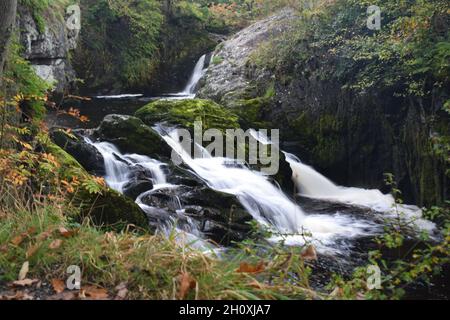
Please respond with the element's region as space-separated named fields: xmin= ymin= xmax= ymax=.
xmin=82 ymin=286 xmax=109 ymax=300
xmin=301 ymin=245 xmax=318 ymax=261
xmin=36 ymin=229 xmax=53 ymax=241
xmin=58 ymin=227 xmax=76 ymax=238
xmin=11 ymin=228 xmax=36 ymax=246
xmin=11 ymin=234 xmax=25 ymax=246
xmin=12 ymin=279 xmax=39 ymax=287
xmin=0 ymin=291 xmax=34 ymax=300
xmin=49 ymin=239 xmax=63 ymax=250
xmin=26 ymin=243 xmax=40 ymax=258
xmin=18 ymin=262 xmax=29 ymax=281
xmin=177 ymin=272 xmax=196 ymax=300
xmin=236 ymin=261 xmax=265 ymax=274
xmin=51 ymin=279 xmax=65 ymax=294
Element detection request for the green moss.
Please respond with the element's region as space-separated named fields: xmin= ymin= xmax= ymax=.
xmin=211 ymin=56 xmax=224 ymax=65
xmin=135 ymin=99 xmax=240 ymax=131
xmin=40 ymin=138 xmax=90 ymax=180
xmin=95 ymin=115 xmax=172 ymax=158
xmin=231 ymin=97 xmax=269 ymax=129
xmin=76 ymin=188 xmax=149 ymax=231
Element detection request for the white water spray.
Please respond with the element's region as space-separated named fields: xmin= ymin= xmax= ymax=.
xmin=84 ymin=138 xmax=167 ymax=192
xmin=155 ymin=128 xmax=380 ymax=251
xmin=285 ymin=153 xmax=436 ymax=232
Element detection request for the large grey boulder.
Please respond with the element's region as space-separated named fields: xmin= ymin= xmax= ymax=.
xmin=197 ymin=8 xmax=296 ymax=104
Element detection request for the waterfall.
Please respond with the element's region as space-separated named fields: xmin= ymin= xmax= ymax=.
xmin=285 ymin=153 xmax=436 ymax=232
xmin=85 ymin=138 xmax=167 ymax=192
xmin=180 ymin=54 xmax=208 ymax=96
xmin=155 ymin=127 xmax=380 ymax=251
xmin=84 ymin=126 xmax=435 ymax=254
xmin=85 ymin=137 xmax=217 ymax=252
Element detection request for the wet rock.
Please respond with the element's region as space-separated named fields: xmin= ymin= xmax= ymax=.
xmin=123 ymin=179 xmax=154 ymax=201
xmin=139 ymin=185 xmax=254 ymax=245
xmin=168 ymin=165 xmax=204 ymax=187
xmin=50 ymin=128 xmax=105 ymax=176
xmin=94 ymin=114 xmax=172 ymax=159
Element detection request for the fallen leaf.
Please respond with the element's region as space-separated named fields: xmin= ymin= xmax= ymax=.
xmin=36 ymin=230 xmax=53 ymax=241
xmin=11 ymin=234 xmax=25 ymax=246
xmin=237 ymin=261 xmax=265 ymax=274
xmin=301 ymin=245 xmax=318 ymax=261
xmin=49 ymin=239 xmax=63 ymax=250
xmin=51 ymin=279 xmax=65 ymax=294
xmin=58 ymin=227 xmax=76 ymax=238
xmin=177 ymin=272 xmax=196 ymax=300
xmin=26 ymin=227 xmax=37 ymax=235
xmin=0 ymin=245 xmax=7 ymax=253
xmin=12 ymin=279 xmax=39 ymax=287
xmin=26 ymin=243 xmax=40 ymax=258
xmin=0 ymin=291 xmax=34 ymax=300
xmin=82 ymin=285 xmax=109 ymax=300
xmin=18 ymin=261 xmax=29 ymax=281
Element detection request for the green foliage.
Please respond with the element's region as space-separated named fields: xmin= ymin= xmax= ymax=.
xmin=19 ymin=0 xmax=51 ymax=32
xmin=3 ymin=39 xmax=51 ymax=122
xmin=74 ymin=0 xmax=163 ymax=90
xmin=19 ymin=0 xmax=76 ymax=32
xmin=212 ymin=55 xmax=224 ymax=65
xmin=254 ymin=0 xmax=449 ymax=98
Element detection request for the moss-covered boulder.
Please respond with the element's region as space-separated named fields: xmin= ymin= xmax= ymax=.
xmin=50 ymin=128 xmax=105 ymax=176
xmin=135 ymin=99 xmax=240 ymax=131
xmin=76 ymin=188 xmax=149 ymax=231
xmin=94 ymin=114 xmax=172 ymax=159
xmin=40 ymin=136 xmax=149 ymax=231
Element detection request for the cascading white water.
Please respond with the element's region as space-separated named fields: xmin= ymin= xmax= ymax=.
xmin=155 ymin=128 xmax=380 ymax=251
xmin=84 ymin=124 xmax=434 ymax=254
xmin=85 ymin=138 xmax=217 ymax=252
xmin=285 ymin=153 xmax=436 ymax=232
xmin=180 ymin=54 xmax=207 ymax=96
xmin=85 ymin=138 xmax=167 ymax=192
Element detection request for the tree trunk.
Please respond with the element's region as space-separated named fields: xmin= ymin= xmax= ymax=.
xmin=0 ymin=0 xmax=18 ymax=85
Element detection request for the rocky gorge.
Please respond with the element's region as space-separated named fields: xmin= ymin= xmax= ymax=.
xmin=2 ymin=0 xmax=448 ymax=300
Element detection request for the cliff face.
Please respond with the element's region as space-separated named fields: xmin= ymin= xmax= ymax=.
xmin=17 ymin=4 xmax=79 ymax=94
xmin=198 ymin=8 xmax=449 ymax=207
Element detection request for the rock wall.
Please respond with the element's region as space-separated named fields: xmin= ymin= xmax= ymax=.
xmin=197 ymin=9 xmax=449 ymax=207
xmin=18 ymin=4 xmax=79 ymax=93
